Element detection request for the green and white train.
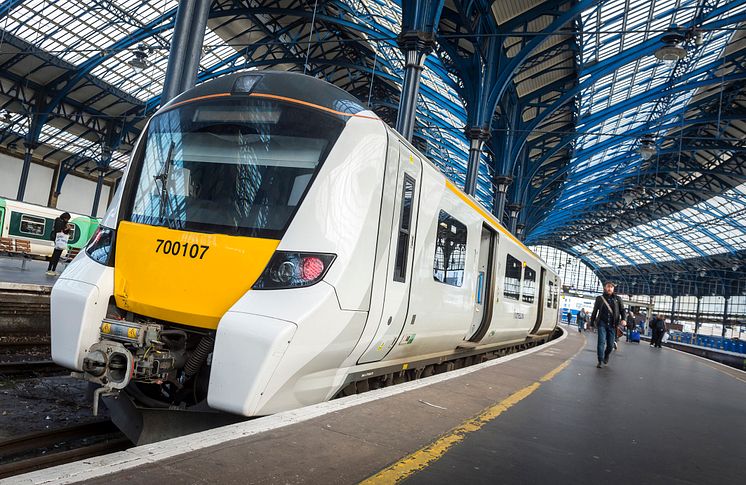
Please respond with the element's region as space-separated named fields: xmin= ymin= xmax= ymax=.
xmin=0 ymin=197 xmax=100 ymax=257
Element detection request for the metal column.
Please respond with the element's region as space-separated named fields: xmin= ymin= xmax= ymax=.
xmin=395 ymin=40 xmax=430 ymax=141
xmin=16 ymin=143 xmax=34 ymax=201
xmin=161 ymin=0 xmax=212 ymax=104
xmin=492 ymin=175 xmax=512 ymax=224
xmin=464 ymin=128 xmax=489 ymax=196
xmin=91 ymin=173 xmax=104 ymax=217
xmin=508 ymin=203 xmax=522 ymax=234
xmin=722 ymin=296 xmax=729 ymax=337
xmin=670 ymin=296 xmax=676 ymax=326
xmin=694 ymin=296 xmax=702 ymax=335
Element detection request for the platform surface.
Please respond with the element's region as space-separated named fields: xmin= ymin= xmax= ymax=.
xmin=402 ymin=329 xmax=746 ymax=485
xmin=0 ymin=255 xmax=56 ymax=286
xmin=12 ymin=325 xmax=746 ymax=484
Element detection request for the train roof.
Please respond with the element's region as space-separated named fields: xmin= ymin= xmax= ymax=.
xmin=162 ymin=71 xmax=370 ymax=119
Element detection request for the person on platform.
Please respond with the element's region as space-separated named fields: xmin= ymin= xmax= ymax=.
xmin=626 ymin=312 xmax=635 ymax=342
xmin=566 ymin=310 xmax=572 ymax=327
xmin=577 ymin=308 xmax=587 ymax=333
xmin=650 ymin=314 xmax=666 ymax=348
xmin=46 ymin=212 xmax=71 ymax=276
xmin=590 ymin=281 xmax=626 ymax=368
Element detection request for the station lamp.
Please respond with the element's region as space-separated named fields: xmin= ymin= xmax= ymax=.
xmin=128 ymin=44 xmax=151 ymax=72
xmin=655 ymin=28 xmax=687 ymax=63
xmin=639 ymin=135 xmax=656 ymax=160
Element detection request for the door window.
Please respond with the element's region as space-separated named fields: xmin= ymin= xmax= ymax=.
xmin=504 ymin=254 xmax=522 ymax=300
xmin=393 ymin=174 xmax=415 ymax=282
xmin=433 ymin=210 xmax=467 ymax=286
xmin=522 ymin=266 xmax=536 ymax=303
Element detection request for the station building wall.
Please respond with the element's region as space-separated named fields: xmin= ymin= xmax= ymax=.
xmin=0 ymin=152 xmax=111 ymax=218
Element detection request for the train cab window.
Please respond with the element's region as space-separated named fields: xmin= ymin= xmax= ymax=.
xmin=433 ymin=210 xmax=467 ymax=287
xmin=127 ymin=97 xmax=346 ymax=238
xmin=394 ymin=174 xmax=416 ymax=282
xmin=522 ymin=266 xmax=536 ymax=303
xmin=19 ymin=214 xmax=45 ymax=236
xmin=503 ymin=254 xmax=522 ymax=300
xmin=547 ymin=281 xmax=554 ymax=308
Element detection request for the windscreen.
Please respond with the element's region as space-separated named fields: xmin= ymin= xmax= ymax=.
xmin=128 ymin=97 xmax=346 ymax=238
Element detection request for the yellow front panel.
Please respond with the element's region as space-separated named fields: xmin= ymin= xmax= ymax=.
xmin=114 ymin=221 xmax=279 ymax=329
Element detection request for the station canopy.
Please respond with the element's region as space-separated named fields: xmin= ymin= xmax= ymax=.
xmin=0 ymin=0 xmax=744 ymax=294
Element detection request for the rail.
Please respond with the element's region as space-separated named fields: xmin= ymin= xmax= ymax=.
xmin=0 ymin=421 xmax=130 ymax=479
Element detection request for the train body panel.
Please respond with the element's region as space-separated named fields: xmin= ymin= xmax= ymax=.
xmin=49 ymin=72 xmax=561 ymax=427
xmin=50 ymin=253 xmax=113 ymax=370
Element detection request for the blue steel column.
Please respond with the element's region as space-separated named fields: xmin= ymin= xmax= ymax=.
xmin=16 ymin=142 xmax=36 ymax=201
xmin=464 ymin=127 xmax=490 ymax=195
xmin=395 ymin=38 xmax=432 ymax=141
xmin=722 ymin=296 xmax=729 ymax=338
xmin=508 ymin=203 xmax=522 ymax=234
xmin=161 ymin=0 xmax=212 ymax=104
xmin=395 ymin=1 xmax=444 ymax=141
xmin=17 ymin=95 xmax=45 ymax=201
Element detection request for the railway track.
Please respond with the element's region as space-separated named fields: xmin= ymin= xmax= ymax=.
xmin=0 ymin=359 xmax=64 ymax=377
xmin=0 ymin=420 xmax=130 ymax=479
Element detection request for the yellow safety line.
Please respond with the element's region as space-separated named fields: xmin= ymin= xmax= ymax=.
xmin=360 ymin=354 xmax=574 ymax=485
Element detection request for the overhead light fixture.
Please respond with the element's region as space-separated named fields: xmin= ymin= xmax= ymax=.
xmin=651 ymin=277 xmax=657 ymax=284
xmin=639 ymin=135 xmax=656 ymax=161
xmin=655 ymin=28 xmax=687 ymax=63
xmin=673 ymin=274 xmax=679 ymax=281
xmin=732 ymin=264 xmax=739 ymax=272
xmin=610 ymin=218 xmax=620 ymax=229
xmin=699 ymin=269 xmax=706 ymax=277
xmin=128 ymin=44 xmax=150 ymax=72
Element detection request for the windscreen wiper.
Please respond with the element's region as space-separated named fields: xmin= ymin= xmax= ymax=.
xmin=154 ymin=141 xmax=177 ymax=228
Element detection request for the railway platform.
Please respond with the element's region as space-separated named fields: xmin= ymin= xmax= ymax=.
xmin=0 ymin=256 xmax=56 ymax=287
xmin=9 ymin=325 xmax=746 ymax=485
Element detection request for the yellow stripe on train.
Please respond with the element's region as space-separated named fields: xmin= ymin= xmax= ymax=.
xmin=114 ymin=221 xmax=279 ymax=329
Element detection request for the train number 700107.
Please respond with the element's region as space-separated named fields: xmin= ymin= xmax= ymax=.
xmin=155 ymin=239 xmax=209 ymax=259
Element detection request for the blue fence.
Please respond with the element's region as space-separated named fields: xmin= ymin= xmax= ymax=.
xmin=668 ymin=332 xmax=746 ymax=355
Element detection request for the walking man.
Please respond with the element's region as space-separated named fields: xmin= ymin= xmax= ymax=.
xmin=590 ymin=281 xmax=626 ymax=368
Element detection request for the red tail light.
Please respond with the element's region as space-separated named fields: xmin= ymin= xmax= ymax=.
xmin=253 ymin=252 xmax=336 ymax=289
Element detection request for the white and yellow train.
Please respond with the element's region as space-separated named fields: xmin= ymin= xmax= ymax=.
xmin=51 ymin=72 xmax=560 ymax=439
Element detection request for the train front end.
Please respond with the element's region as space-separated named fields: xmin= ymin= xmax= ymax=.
xmin=50 ymin=72 xmax=386 ymax=437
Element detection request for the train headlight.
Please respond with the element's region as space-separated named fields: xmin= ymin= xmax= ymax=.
xmin=85 ymin=226 xmax=116 ymax=267
xmin=253 ymin=251 xmax=335 ymax=290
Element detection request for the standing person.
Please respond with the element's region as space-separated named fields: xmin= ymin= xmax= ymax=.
xmin=577 ymin=308 xmax=587 ymax=333
xmin=46 ymin=212 xmax=71 ymax=276
xmin=566 ymin=310 xmax=572 ymax=327
xmin=626 ymin=312 xmax=636 ymax=342
xmin=651 ymin=315 xmax=666 ymax=348
xmin=590 ymin=281 xmax=626 ymax=368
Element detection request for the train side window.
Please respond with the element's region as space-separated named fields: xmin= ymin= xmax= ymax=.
xmin=433 ymin=210 xmax=467 ymax=287
xmin=19 ymin=214 xmax=45 ymax=236
xmin=552 ymin=283 xmax=559 ymax=310
xmin=547 ymin=281 xmax=554 ymax=308
xmin=522 ymin=266 xmax=536 ymax=303
xmin=503 ymin=254 xmax=521 ymax=300
xmin=393 ymin=174 xmax=415 ymax=282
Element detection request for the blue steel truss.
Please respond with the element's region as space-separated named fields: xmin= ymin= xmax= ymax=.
xmin=0 ymin=0 xmax=745 ymax=295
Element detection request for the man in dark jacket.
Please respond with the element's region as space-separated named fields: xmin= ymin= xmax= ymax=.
xmin=650 ymin=315 xmax=666 ymax=348
xmin=590 ymin=281 xmax=626 ymax=368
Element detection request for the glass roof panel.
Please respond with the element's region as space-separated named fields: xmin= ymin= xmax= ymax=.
xmin=3 ymin=0 xmax=177 ymax=64
xmin=571 ymin=181 xmax=746 ymax=267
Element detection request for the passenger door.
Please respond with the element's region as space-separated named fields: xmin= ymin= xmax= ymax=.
xmin=530 ymin=268 xmax=546 ymax=334
xmin=465 ymin=224 xmax=497 ymax=342
xmin=358 ymin=145 xmax=422 ymax=363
